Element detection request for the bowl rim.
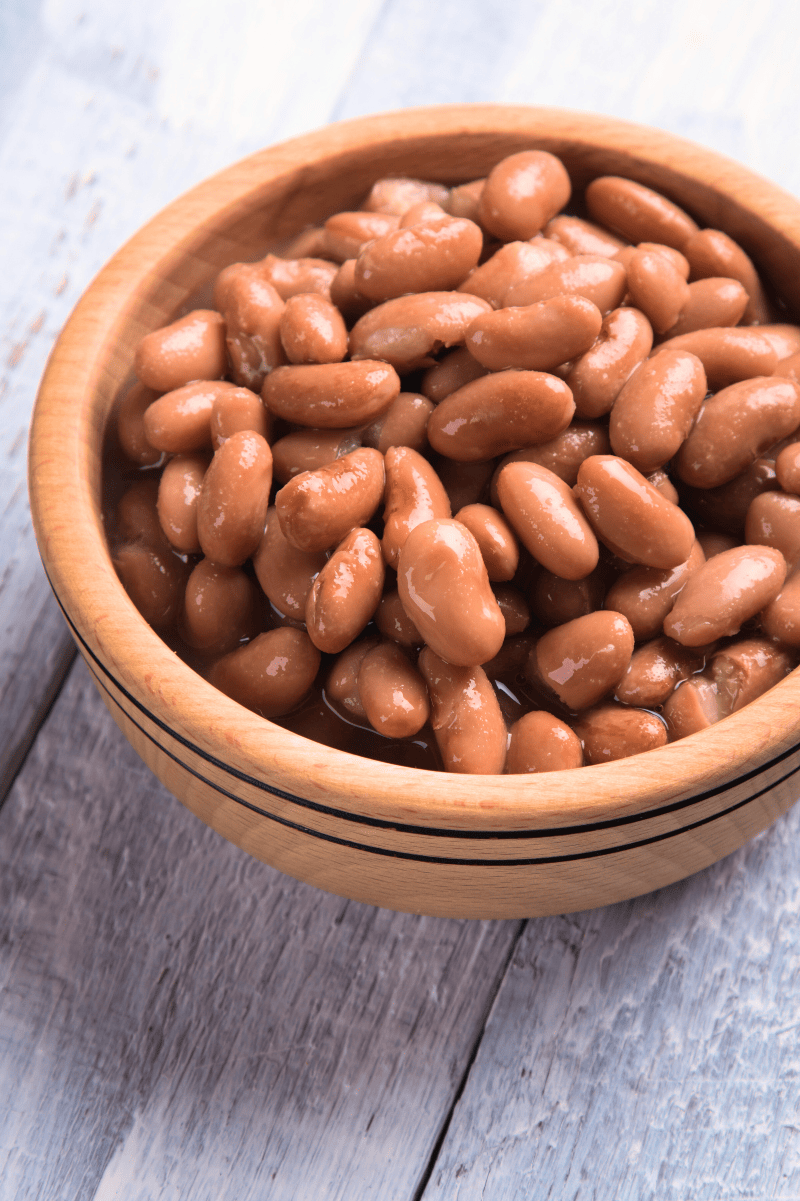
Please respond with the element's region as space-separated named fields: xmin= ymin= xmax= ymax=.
xmin=28 ymin=102 xmax=800 ymax=834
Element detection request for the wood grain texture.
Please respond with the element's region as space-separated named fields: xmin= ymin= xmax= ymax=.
xmin=0 ymin=658 xmax=521 ymax=1200
xmin=421 ymin=805 xmax=800 ymax=1198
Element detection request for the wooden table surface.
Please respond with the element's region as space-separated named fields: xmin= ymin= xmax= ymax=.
xmin=4 ymin=2 xmax=800 ymax=1196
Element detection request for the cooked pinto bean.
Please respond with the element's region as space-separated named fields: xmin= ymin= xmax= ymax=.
xmin=506 ymin=711 xmax=583 ymax=773
xmin=530 ymin=610 xmax=635 ymax=710
xmin=664 ymin=545 xmax=787 ymax=645
xmin=276 ymin=447 xmax=385 ymax=553
xmin=418 ymin=648 xmax=507 ymax=774
xmin=208 ymin=627 xmax=321 ymax=718
xmin=135 ymin=309 xmax=227 ymax=393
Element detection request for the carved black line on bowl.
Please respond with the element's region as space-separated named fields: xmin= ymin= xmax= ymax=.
xmin=87 ymin=657 xmax=799 ymax=867
xmin=51 ymin=577 xmax=800 ymax=854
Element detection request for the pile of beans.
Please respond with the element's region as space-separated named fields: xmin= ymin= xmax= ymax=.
xmin=107 ymin=148 xmax=800 ymax=774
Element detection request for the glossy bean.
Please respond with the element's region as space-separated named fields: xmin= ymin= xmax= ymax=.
xmin=182 ymin=559 xmax=261 ymax=654
xmin=354 ymin=215 xmax=483 ymax=301
xmin=491 ymin=421 xmax=611 ymax=501
xmin=358 ymin=642 xmax=430 ymax=738
xmin=454 ymin=503 xmax=519 ymax=581
xmin=506 ymin=711 xmax=583 ymax=773
xmin=325 ymin=636 xmax=381 ymax=721
xmin=603 ymin=540 xmax=706 ymax=641
xmin=397 ymin=518 xmax=505 ymax=666
xmin=760 ymin=568 xmax=800 ymax=646
xmin=575 ymin=455 xmax=695 ymax=568
xmin=116 ymin=382 xmax=161 ymax=466
xmin=662 ymin=676 xmax=720 ymax=740
xmin=544 ymin=214 xmax=627 ymax=257
xmin=774 ymin=352 xmax=800 ymax=386
xmin=381 ymin=445 xmax=451 ymax=569
xmin=457 ymin=239 xmax=569 ymax=307
xmin=271 ymin=427 xmax=363 ymax=485
xmin=653 ymin=327 xmax=778 ymax=389
xmin=349 ymin=291 xmax=491 ymax=373
xmin=710 ymin=637 xmax=794 ymax=716
xmin=504 ymin=254 xmax=627 ymax=314
xmin=420 ymin=346 xmax=488 ymax=402
xmin=609 ymin=349 xmax=707 ymax=473
xmin=571 ymin=705 xmax=668 ymax=764
xmin=418 ymin=648 xmax=507 ymax=774
xmin=143 ymin=379 xmax=243 ymax=454
xmin=646 ymin=468 xmax=679 ymax=504
xmin=361 ymin=392 xmax=435 ymax=455
xmin=210 ymin=385 xmax=271 ymax=450
xmin=614 ymin=637 xmax=705 ymax=707
xmin=663 ymin=545 xmax=787 ymax=644
xmin=427 ymin=370 xmax=575 ymax=462
xmin=445 ymin=178 xmax=485 ymax=222
xmin=585 ymin=176 xmax=699 ymax=249
xmin=262 ymin=360 xmax=400 ymax=427
xmin=361 ymin=177 xmax=450 ymax=216
xmin=775 ymin=442 xmax=800 ymax=493
xmin=375 ymin=590 xmax=422 ymax=647
xmin=276 ymin=447 xmax=385 ymax=553
xmin=252 ymin=508 xmax=327 ymax=622
xmin=682 ymin=228 xmax=771 ymax=325
xmin=157 ymin=453 xmax=207 ymax=553
xmin=329 ymin=259 xmax=373 ymax=321
xmin=115 ymin=478 xmax=169 ymax=551
xmin=323 ymin=211 xmax=400 ymax=261
xmin=254 ymin=254 xmax=338 ymax=300
xmin=113 ymin=542 xmax=189 ymax=630
xmin=279 ymin=293 xmax=348 ymax=365
xmin=493 ymin=585 xmax=531 ymax=635
xmin=745 ymin=491 xmax=800 ymax=567
xmin=465 ymin=294 xmax=602 ymax=372
xmin=306 ymin=528 xmax=385 ymax=654
xmin=625 ymin=246 xmax=690 ymax=334
xmin=566 ymin=307 xmax=653 ymax=419
xmin=666 ymin=277 xmax=749 ymax=337
xmin=212 ymin=263 xmax=286 ymax=390
xmin=208 ymin=627 xmax=321 ymax=718
xmin=674 ymin=377 xmax=800 ymax=489
xmin=497 ymin=461 xmax=599 ymax=580
xmin=530 ymin=610 xmax=635 ymax=710
xmin=134 ymin=309 xmax=227 ymax=393
xmin=478 ymin=150 xmax=572 ymax=241
xmin=757 ymin=324 xmax=800 ymax=361
xmin=197 ymin=430 xmax=272 ymax=566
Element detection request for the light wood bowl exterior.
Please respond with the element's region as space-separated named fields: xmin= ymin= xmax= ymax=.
xmin=28 ymin=105 xmax=800 ymax=918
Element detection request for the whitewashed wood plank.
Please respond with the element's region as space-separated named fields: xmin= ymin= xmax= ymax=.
xmin=420 ymin=805 xmax=800 ymax=1199
xmin=0 ymin=659 xmax=521 ymax=1201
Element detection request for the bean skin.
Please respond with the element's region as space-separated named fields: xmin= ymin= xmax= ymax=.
xmin=566 ymin=307 xmax=653 ymax=419
xmin=614 ymin=637 xmax=705 ymax=708
xmin=571 ymin=705 xmax=668 ymax=764
xmin=585 ymin=176 xmax=699 ymax=249
xmin=375 ymin=590 xmax=423 ymax=647
xmin=531 ymin=563 xmax=608 ymax=628
xmin=420 ymin=346 xmax=488 ymax=402
xmin=135 ymin=309 xmax=227 ymax=393
xmin=680 ymin=457 xmax=778 ymax=536
xmin=458 ymin=239 xmax=568 ymax=307
xmin=325 ymin=636 xmax=382 ymax=721
xmin=115 ymin=478 xmax=169 ymax=552
xmin=382 ymin=446 xmax=451 ymax=569
xmin=329 ymin=259 xmax=373 ymax=322
xmin=349 ymin=291 xmax=492 ymax=373
xmin=530 ymin=610 xmax=635 ymax=710
xmin=262 ymin=361 xmax=400 ymax=428
xmin=182 ymin=559 xmax=261 ymax=654
xmin=604 ymin=540 xmax=706 ymax=641
xmin=745 ymin=491 xmax=800 ymax=568
xmin=418 ymin=647 xmax=507 ymax=774
xmin=575 ymin=455 xmax=695 ymax=569
xmin=210 ymin=386 xmax=271 ymax=450
xmin=361 ymin=177 xmax=450 ymax=216
xmin=775 ymin=442 xmax=800 ymax=494
xmin=478 ymin=150 xmax=572 ymax=241
xmin=208 ymin=627 xmax=321 ymax=718
xmin=609 ymin=349 xmax=707 ymax=473
xmin=427 ymin=370 xmax=575 ymax=462
xmin=254 ymin=254 xmax=338 ymax=300
xmin=654 ymin=327 xmax=778 ymax=389
xmin=662 ymin=676 xmax=720 ymax=740
xmin=276 ymin=447 xmax=385 ymax=553
xmin=625 ymin=246 xmax=690 ymax=334
xmin=323 ymin=211 xmax=400 ymax=262
xmin=760 ymin=568 xmax=800 ymax=646
xmin=354 ymin=215 xmax=483 ymax=301
xmin=454 ymin=503 xmax=519 ymax=582
xmin=504 ymin=254 xmax=627 ymax=315
xmin=212 ymin=264 xmax=286 ymax=390
xmin=117 ymin=382 xmax=161 ymax=466
xmin=157 ymin=453 xmax=207 ymax=553
xmin=493 ymin=585 xmax=531 ymax=634
xmin=362 ymin=392 xmax=435 ymax=455
xmin=397 ymin=518 xmax=505 ymax=667
xmin=664 ymin=545 xmax=787 ymax=645
xmin=358 ymin=642 xmax=430 ymax=739
xmin=465 ymin=294 xmax=603 ymax=372
xmin=674 ymin=377 xmax=800 ymax=489
xmin=279 ymin=293 xmax=348 ymax=365
xmin=710 ymin=637 xmax=794 ymax=716
xmin=682 ymin=228 xmax=771 ymax=325
xmin=306 ymin=528 xmax=385 ymax=654
xmin=144 ymin=380 xmax=244 ymax=454
xmin=506 ymin=711 xmax=583 ymax=773
xmin=496 ymin=461 xmax=599 ymax=580
xmin=491 ymin=421 xmax=611 ymax=501
xmin=252 ymin=508 xmax=327 ymax=622
xmin=271 ymin=427 xmax=363 ymax=485
xmin=544 ymin=214 xmax=627 ymax=257
xmin=666 ymin=277 xmax=749 ymax=338
xmin=196 ymin=430 xmax=272 ymax=566
xmin=113 ymin=543 xmax=189 ymax=631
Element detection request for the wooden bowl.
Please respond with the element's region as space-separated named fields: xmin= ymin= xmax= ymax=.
xmin=28 ymin=105 xmax=800 ymax=919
